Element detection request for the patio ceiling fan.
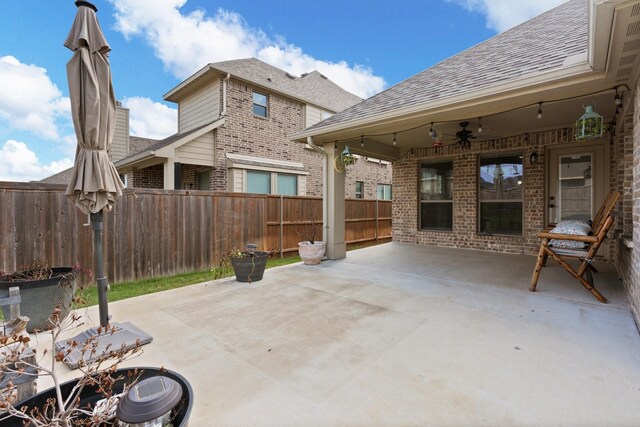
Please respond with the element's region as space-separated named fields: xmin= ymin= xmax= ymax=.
xmin=454 ymin=121 xmax=475 ymax=149
xmin=437 ymin=121 xmax=501 ymax=149
xmin=436 ymin=121 xmax=476 ymax=149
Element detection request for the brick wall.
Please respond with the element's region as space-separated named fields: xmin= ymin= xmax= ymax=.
xmin=211 ymin=78 xmax=324 ymax=193
xmin=131 ymin=164 xmax=163 ymax=189
xmin=127 ymin=77 xmax=390 ymax=197
xmin=393 ymin=129 xmax=617 ymax=256
xmin=345 ymin=156 xmax=392 ymax=199
xmin=616 ymin=78 xmax=639 ymax=324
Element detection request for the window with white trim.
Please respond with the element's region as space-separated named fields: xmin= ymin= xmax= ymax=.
xmin=377 ymin=184 xmax=392 ymax=200
xmin=355 ymin=181 xmax=364 ymax=199
xmin=247 ymin=170 xmax=271 ymax=194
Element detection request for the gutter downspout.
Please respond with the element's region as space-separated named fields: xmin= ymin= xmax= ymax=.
xmin=221 ymin=73 xmax=230 ymax=117
xmin=307 ymin=136 xmax=328 ymax=242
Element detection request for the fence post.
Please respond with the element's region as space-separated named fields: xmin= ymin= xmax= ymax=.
xmin=280 ymin=195 xmax=284 ymax=258
xmin=375 ymin=198 xmax=379 ymax=242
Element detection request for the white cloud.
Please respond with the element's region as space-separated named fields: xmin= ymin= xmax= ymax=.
xmin=0 ymin=140 xmax=73 ymax=182
xmin=122 ymin=97 xmax=177 ymax=139
xmin=110 ymin=0 xmax=384 ymax=98
xmin=0 ymin=56 xmax=70 ymax=140
xmin=448 ymin=0 xmax=568 ymax=32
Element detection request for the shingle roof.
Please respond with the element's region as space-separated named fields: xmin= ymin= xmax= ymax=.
xmin=129 ymin=136 xmax=158 ymax=153
xmin=40 ymin=167 xmax=73 ymax=184
xmin=307 ymin=0 xmax=587 ymax=132
xmin=181 ymin=58 xmax=362 ymax=112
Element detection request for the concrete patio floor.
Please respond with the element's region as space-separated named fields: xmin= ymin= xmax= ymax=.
xmin=37 ymin=242 xmax=640 ymax=426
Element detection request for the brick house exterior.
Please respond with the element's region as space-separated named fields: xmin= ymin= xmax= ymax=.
xmin=292 ymin=0 xmax=640 ymax=323
xmin=112 ymin=59 xmax=391 ymax=198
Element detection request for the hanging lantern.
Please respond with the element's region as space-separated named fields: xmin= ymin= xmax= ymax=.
xmin=341 ymin=145 xmax=356 ymax=166
xmin=575 ymin=105 xmax=604 ymax=140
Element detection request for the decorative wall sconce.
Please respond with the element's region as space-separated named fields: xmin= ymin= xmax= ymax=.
xmin=529 ymin=151 xmax=539 ymax=164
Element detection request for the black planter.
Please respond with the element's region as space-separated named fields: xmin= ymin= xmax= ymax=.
xmin=230 ymin=251 xmax=269 ymax=282
xmin=0 ymin=267 xmax=76 ymax=332
xmin=4 ymin=367 xmax=193 ymax=426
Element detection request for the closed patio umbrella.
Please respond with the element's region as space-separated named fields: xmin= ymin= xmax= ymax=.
xmin=64 ymin=0 xmax=123 ymax=328
xmin=59 ymin=1 xmax=151 ymax=368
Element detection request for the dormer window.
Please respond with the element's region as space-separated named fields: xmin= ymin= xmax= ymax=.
xmin=253 ymin=91 xmax=268 ymax=117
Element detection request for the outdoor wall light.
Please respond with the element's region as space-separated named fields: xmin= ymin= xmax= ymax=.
xmin=529 ymin=152 xmax=538 ymax=164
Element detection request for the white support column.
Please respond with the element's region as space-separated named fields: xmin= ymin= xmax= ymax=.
xmin=164 ymin=158 xmax=175 ymax=190
xmin=325 ymin=141 xmax=346 ymax=259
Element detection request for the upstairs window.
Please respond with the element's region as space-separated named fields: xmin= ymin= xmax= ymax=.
xmin=252 ymin=91 xmax=268 ymax=117
xmin=479 ymin=154 xmax=523 ymax=235
xmin=420 ymin=161 xmax=453 ymax=231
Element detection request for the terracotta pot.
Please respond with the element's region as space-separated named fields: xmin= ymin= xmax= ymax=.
xmin=298 ymin=241 xmax=327 ymax=265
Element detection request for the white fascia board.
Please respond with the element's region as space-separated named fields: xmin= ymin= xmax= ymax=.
xmin=291 ymin=62 xmax=597 ymax=141
xmin=114 ymin=150 xmax=160 ymax=169
xmin=155 ymin=118 xmax=225 ymax=157
xmin=163 ymin=64 xmax=213 ymax=102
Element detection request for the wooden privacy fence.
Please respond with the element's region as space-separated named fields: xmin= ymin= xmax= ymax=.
xmin=0 ymin=182 xmax=391 ymax=283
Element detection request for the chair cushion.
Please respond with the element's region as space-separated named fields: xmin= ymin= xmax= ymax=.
xmin=549 ymin=220 xmax=592 ymax=249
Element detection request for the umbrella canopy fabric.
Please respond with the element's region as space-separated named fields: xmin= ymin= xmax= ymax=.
xmin=64 ymin=2 xmax=123 ymax=215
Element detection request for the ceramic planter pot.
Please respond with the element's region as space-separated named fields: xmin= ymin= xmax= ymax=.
xmin=5 ymin=367 xmax=193 ymax=426
xmin=298 ymin=241 xmax=327 ymax=265
xmin=0 ymin=267 xmax=77 ymax=332
xmin=230 ymin=251 xmax=269 ymax=282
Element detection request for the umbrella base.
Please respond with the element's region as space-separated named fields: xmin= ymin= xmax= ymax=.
xmin=55 ymin=322 xmax=153 ymax=369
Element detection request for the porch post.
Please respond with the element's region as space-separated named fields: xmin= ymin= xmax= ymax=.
xmin=164 ymin=158 xmax=175 ymax=190
xmin=325 ymin=141 xmax=346 ymax=259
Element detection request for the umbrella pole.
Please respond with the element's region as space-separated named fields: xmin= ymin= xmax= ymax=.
xmin=91 ymin=211 xmax=110 ymax=327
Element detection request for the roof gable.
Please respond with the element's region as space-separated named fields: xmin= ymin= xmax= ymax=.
xmin=166 ymin=58 xmax=362 ymax=113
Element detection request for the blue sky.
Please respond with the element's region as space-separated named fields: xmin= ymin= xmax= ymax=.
xmin=0 ymin=0 xmax=566 ymax=181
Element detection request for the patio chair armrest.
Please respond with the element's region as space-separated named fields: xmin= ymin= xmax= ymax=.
xmin=537 ymin=232 xmax=597 ymax=242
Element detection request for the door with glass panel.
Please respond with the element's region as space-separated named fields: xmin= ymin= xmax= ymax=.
xmin=547 ymin=144 xmax=605 ymax=226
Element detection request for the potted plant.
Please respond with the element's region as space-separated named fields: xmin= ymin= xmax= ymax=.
xmin=0 ymin=260 xmax=92 ymax=332
xmin=216 ymin=244 xmax=271 ymax=283
xmin=297 ymin=220 xmax=327 ymax=265
xmin=0 ymin=307 xmax=193 ymax=426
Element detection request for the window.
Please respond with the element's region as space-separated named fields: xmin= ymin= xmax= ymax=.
xmin=252 ymin=91 xmax=268 ymax=117
xmin=277 ymin=173 xmax=297 ymax=196
xmin=321 ymin=110 xmax=333 ymax=120
xmin=355 ymin=181 xmax=364 ymax=199
xmin=246 ymin=171 xmax=298 ymax=195
xmin=377 ymin=184 xmax=392 ymax=200
xmin=479 ymin=154 xmax=523 ymax=235
xmin=247 ymin=170 xmax=271 ymax=194
xmin=420 ymin=161 xmax=453 ymax=231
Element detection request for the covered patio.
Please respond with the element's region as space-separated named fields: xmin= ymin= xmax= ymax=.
xmin=42 ymin=243 xmax=640 ymax=426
